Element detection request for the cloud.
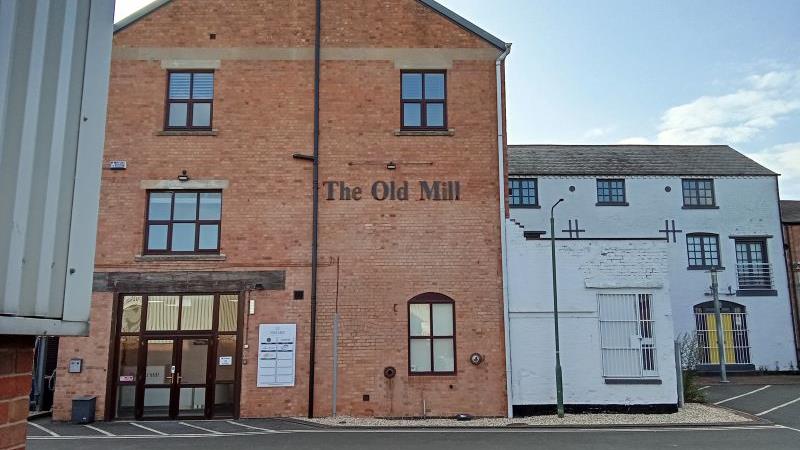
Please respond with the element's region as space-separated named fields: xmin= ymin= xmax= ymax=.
xmin=654 ymin=70 xmax=800 ymax=145
xmin=583 ymin=126 xmax=616 ymax=140
xmin=616 ymin=136 xmax=651 ymax=145
xmin=746 ymin=142 xmax=800 ymax=199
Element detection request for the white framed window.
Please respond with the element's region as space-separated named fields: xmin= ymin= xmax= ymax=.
xmin=598 ymin=293 xmax=658 ymax=378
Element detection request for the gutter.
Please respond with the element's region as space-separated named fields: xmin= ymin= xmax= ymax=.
xmin=308 ymin=0 xmax=322 ymax=418
xmin=495 ymin=43 xmax=513 ymax=418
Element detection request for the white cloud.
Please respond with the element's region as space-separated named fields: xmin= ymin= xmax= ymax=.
xmin=583 ymin=126 xmax=616 ymax=140
xmin=654 ymin=70 xmax=800 ymax=145
xmin=616 ymin=136 xmax=651 ymax=145
xmin=746 ymin=142 xmax=800 ymax=199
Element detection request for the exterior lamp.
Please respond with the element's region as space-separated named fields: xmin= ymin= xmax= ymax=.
xmin=386 ymin=161 xmax=397 ymax=170
xmin=177 ymin=170 xmax=190 ymax=182
xmin=550 ymin=198 xmax=565 ymax=418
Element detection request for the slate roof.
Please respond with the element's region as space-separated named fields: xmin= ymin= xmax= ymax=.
xmin=508 ymin=145 xmax=778 ymax=177
xmin=781 ymin=200 xmax=800 ymax=223
xmin=113 ymin=0 xmax=509 ymax=50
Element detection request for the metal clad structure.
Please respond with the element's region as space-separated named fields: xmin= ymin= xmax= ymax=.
xmin=0 ymin=0 xmax=114 ymax=335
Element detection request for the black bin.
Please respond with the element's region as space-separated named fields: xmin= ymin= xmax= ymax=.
xmin=71 ymin=396 xmax=96 ymax=424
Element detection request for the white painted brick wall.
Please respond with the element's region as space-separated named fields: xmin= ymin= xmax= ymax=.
xmin=509 ymin=175 xmax=797 ymax=371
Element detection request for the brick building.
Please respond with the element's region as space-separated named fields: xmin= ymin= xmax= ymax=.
xmin=780 ymin=200 xmax=800 ymax=362
xmin=53 ymin=0 xmax=510 ymax=421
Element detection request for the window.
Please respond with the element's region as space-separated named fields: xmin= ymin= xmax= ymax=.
xmin=598 ymin=293 xmax=657 ymax=378
xmin=165 ymin=71 xmax=214 ymax=130
xmin=401 ymin=71 xmax=446 ymax=129
xmin=682 ymin=178 xmax=715 ymax=207
xmin=145 ymin=191 xmax=222 ymax=254
xmin=735 ymin=239 xmax=773 ymax=290
xmin=694 ymin=301 xmax=751 ymax=365
xmin=596 ymin=179 xmax=626 ymax=205
xmin=509 ymin=178 xmax=538 ymax=208
xmin=408 ymin=293 xmax=455 ymax=375
xmin=686 ymin=233 xmax=721 ymax=269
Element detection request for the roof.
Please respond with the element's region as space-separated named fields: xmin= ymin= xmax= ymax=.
xmin=781 ymin=200 xmax=800 ymax=223
xmin=508 ymin=145 xmax=778 ymax=177
xmin=113 ymin=0 xmax=509 ymax=50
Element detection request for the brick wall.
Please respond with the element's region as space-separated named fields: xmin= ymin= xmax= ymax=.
xmin=784 ymin=223 xmax=800 ymax=362
xmin=55 ymin=0 xmax=507 ymax=420
xmin=0 ymin=336 xmax=34 ymax=450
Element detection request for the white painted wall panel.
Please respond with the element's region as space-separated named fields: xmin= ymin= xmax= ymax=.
xmin=506 ymin=229 xmax=677 ymax=406
xmin=0 ymin=0 xmax=114 ymax=335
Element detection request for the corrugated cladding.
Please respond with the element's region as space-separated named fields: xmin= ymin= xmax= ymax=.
xmin=0 ymin=0 xmax=113 ymax=335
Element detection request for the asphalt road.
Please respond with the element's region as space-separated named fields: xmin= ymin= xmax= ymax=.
xmin=26 ymin=382 xmax=800 ymax=450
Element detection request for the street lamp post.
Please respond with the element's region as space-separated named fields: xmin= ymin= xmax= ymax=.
xmin=550 ymin=198 xmax=565 ymax=418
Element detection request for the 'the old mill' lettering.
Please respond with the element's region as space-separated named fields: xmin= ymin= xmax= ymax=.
xmin=324 ymin=181 xmax=461 ymax=201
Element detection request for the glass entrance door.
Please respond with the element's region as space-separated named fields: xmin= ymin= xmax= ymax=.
xmin=139 ymin=337 xmax=211 ymax=419
xmin=112 ymin=293 xmax=241 ymax=420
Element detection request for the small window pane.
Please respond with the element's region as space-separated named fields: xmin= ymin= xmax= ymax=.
xmin=218 ymin=295 xmax=238 ymax=332
xmin=147 ymin=225 xmax=168 ymax=250
xmin=168 ymin=103 xmax=188 ymax=127
xmin=401 ymin=73 xmax=422 ymax=99
xmin=198 ymin=224 xmax=219 ymax=250
xmin=121 ymin=296 xmax=143 ymax=333
xmin=180 ymin=295 xmax=214 ymax=330
xmin=216 ymin=335 xmax=237 ymax=382
xmin=173 ymin=193 xmax=197 ymax=220
xmin=410 ymin=304 xmax=431 ymax=336
xmin=403 ymin=103 xmax=421 ymax=127
xmin=199 ymin=192 xmax=222 ymax=220
xmin=192 ymin=73 xmax=214 ymax=99
xmin=432 ymin=303 xmax=453 ymax=336
xmin=192 ymin=103 xmax=211 ymax=127
xmin=424 ymin=73 xmax=445 ymax=99
xmin=168 ymin=73 xmax=191 ymax=99
xmin=426 ymin=103 xmax=444 ymax=127
xmin=118 ymin=336 xmax=139 ymax=378
xmin=171 ymin=223 xmax=196 ymax=251
xmin=145 ymin=296 xmax=179 ymax=331
xmin=433 ymin=338 xmax=454 ymax=372
xmin=148 ymin=193 xmax=172 ymax=220
xmin=410 ymin=339 xmax=431 ymax=372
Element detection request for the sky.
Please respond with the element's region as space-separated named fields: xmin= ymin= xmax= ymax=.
xmin=115 ymin=0 xmax=800 ymax=198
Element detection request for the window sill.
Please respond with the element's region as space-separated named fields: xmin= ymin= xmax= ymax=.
xmin=156 ymin=129 xmax=218 ymax=137
xmin=687 ymin=266 xmax=725 ymax=271
xmin=604 ymin=378 xmax=662 ymax=385
xmin=135 ymin=254 xmax=227 ymax=262
xmin=682 ymin=205 xmax=719 ymax=210
xmin=737 ymin=289 xmax=777 ymax=297
xmin=596 ymin=202 xmax=629 ymax=207
xmin=394 ymin=128 xmax=455 ymax=137
xmin=510 ymin=204 xmax=541 ymax=209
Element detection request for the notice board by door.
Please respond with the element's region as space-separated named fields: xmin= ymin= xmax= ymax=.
xmin=257 ymin=324 xmax=296 ymax=387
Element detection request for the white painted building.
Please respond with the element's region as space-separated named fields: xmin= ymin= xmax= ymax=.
xmin=504 ymin=144 xmax=797 ymax=412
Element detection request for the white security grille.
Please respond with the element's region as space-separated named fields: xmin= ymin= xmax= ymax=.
xmin=695 ymin=312 xmax=751 ymax=365
xmin=598 ymin=293 xmax=658 ymax=378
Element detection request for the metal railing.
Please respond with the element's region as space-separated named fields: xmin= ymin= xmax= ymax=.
xmin=736 ymin=262 xmax=773 ymax=290
xmin=695 ymin=312 xmax=751 ymax=364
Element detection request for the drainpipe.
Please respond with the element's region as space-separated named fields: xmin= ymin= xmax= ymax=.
xmin=308 ymin=0 xmax=322 ymax=419
xmin=495 ymin=43 xmax=513 ymax=418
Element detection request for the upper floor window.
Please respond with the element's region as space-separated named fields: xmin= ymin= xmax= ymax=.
xmin=735 ymin=238 xmax=773 ymax=290
xmin=145 ymin=191 xmax=222 ymax=254
xmin=686 ymin=233 xmax=720 ymax=269
xmin=682 ymin=178 xmax=715 ymax=208
xmin=596 ymin=178 xmax=626 ymax=205
xmin=401 ymin=71 xmax=446 ymax=130
xmin=165 ymin=71 xmax=214 ymax=130
xmin=408 ymin=293 xmax=455 ymax=375
xmin=509 ymin=178 xmax=538 ymax=208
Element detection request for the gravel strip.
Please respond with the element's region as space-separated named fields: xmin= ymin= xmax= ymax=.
xmin=301 ymin=404 xmax=750 ymax=427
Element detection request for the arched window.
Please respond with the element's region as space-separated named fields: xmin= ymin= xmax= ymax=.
xmin=694 ymin=301 xmax=751 ymax=365
xmin=408 ymin=293 xmax=455 ymax=375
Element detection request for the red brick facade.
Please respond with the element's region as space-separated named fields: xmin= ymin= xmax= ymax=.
xmin=54 ymin=0 xmax=508 ymax=420
xmin=0 ymin=336 xmax=35 ymax=450
xmin=783 ymin=222 xmax=800 ymax=362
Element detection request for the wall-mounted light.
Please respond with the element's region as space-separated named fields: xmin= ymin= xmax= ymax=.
xmin=386 ymin=161 xmax=397 ymax=170
xmin=177 ymin=169 xmax=190 ymax=182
